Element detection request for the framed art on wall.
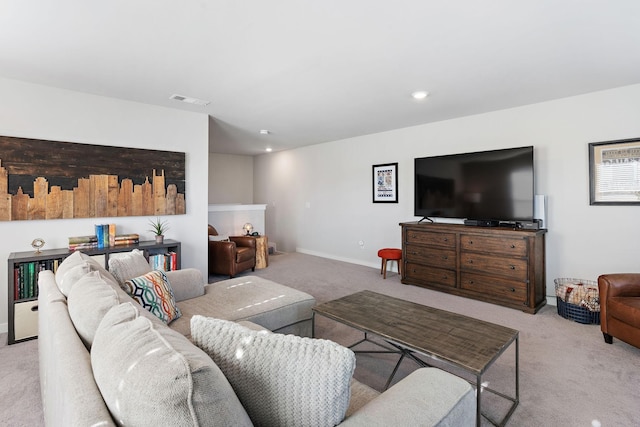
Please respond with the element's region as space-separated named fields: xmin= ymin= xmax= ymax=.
xmin=589 ymin=138 xmax=640 ymax=205
xmin=0 ymin=135 xmax=186 ymax=221
xmin=372 ymin=163 xmax=398 ymax=203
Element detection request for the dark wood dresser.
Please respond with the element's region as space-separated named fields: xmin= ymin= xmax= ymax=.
xmin=400 ymin=222 xmax=546 ymax=313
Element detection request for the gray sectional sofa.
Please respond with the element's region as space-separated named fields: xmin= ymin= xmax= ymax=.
xmin=38 ymin=250 xmax=476 ymax=426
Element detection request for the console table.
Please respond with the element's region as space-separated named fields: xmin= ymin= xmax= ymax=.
xmin=400 ymin=222 xmax=546 ymax=313
xmin=7 ymin=239 xmax=181 ymax=345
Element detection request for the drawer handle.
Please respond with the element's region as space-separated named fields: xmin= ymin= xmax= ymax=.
xmin=510 ymin=288 xmax=516 ymax=292
xmin=443 ymin=238 xmax=448 ymax=242
xmin=510 ymin=244 xmax=516 ymax=249
xmin=31 ymin=305 xmax=39 ymax=312
xmin=468 ymin=240 xmax=473 ymax=245
xmin=442 ymin=256 xmax=448 ymax=260
xmin=510 ymin=265 xmax=516 ymax=270
xmin=469 ymin=280 xmax=474 ymax=285
xmin=468 ymin=259 xmax=474 ymax=264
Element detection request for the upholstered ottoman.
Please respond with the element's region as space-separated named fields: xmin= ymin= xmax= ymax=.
xmin=171 ymin=276 xmax=316 ymax=338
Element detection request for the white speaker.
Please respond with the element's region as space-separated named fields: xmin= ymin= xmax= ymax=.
xmin=534 ymin=195 xmax=547 ymax=229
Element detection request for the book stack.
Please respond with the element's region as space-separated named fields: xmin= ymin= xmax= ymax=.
xmin=14 ymin=258 xmax=64 ymax=300
xmin=148 ymin=251 xmax=178 ymax=272
xmin=68 ymin=231 xmax=140 ymax=251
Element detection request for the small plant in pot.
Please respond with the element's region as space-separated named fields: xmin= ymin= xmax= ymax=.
xmin=148 ymin=217 xmax=169 ymax=243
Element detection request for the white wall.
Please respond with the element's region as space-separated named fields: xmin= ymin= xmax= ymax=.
xmin=254 ymin=84 xmax=640 ymax=299
xmin=208 ymin=152 xmax=253 ymax=203
xmin=0 ymin=77 xmax=209 ymax=333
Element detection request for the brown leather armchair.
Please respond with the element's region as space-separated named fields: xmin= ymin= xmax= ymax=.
xmin=598 ymin=274 xmax=640 ymax=348
xmin=208 ymin=225 xmax=256 ymax=278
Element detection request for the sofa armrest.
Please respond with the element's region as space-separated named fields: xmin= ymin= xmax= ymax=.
xmin=598 ymin=274 xmax=640 ymax=298
xmin=339 ymin=368 xmax=475 ymax=427
xmin=230 ymin=236 xmax=256 ymax=249
xmin=164 ymin=269 xmax=205 ymax=302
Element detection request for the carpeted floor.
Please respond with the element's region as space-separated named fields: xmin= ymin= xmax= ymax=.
xmin=1 ymin=251 xmax=638 ymax=426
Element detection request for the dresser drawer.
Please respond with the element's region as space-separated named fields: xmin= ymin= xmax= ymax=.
xmin=405 ymin=230 xmax=456 ymax=249
xmin=460 ymin=272 xmax=527 ymax=304
xmin=460 ymin=253 xmax=528 ymax=281
xmin=460 ymin=235 xmax=527 ymax=257
xmin=14 ymin=300 xmax=38 ymax=341
xmin=405 ymin=244 xmax=456 ymax=269
xmin=405 ymin=262 xmax=456 ymax=288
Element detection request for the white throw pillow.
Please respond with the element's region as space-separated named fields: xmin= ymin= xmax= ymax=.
xmin=107 ymin=249 xmax=151 ymax=285
xmin=208 ymin=235 xmax=230 ymax=241
xmin=92 ymin=303 xmax=252 ymax=427
xmin=191 ymin=316 xmax=356 ymax=427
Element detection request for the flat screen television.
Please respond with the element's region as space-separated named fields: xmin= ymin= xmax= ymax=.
xmin=414 ymin=146 xmax=534 ymax=222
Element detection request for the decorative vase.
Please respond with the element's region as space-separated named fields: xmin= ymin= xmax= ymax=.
xmin=155 ymin=235 xmax=164 ymax=244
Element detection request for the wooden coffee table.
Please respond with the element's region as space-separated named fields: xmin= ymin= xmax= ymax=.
xmin=312 ymin=290 xmax=519 ymax=426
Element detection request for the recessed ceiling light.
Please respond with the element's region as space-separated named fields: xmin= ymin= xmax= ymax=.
xmin=259 ymin=129 xmax=270 ymax=135
xmin=411 ymin=91 xmax=429 ymax=100
xmin=169 ymin=94 xmax=210 ymax=106
xmin=265 ymin=147 xmax=273 ymax=152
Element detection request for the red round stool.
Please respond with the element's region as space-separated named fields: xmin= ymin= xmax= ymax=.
xmin=377 ymin=248 xmax=402 ymax=279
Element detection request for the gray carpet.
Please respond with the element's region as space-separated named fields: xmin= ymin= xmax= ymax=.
xmin=1 ymin=251 xmax=638 ymax=426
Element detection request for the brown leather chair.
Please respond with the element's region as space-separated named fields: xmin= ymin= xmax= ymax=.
xmin=598 ymin=274 xmax=640 ymax=348
xmin=208 ymin=225 xmax=256 ymax=278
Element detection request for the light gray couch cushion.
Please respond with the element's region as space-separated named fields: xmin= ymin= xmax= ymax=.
xmin=92 ymin=302 xmax=252 ymax=427
xmin=339 ymin=368 xmax=476 ymax=427
xmin=191 ymin=316 xmax=355 ymax=427
xmin=67 ymin=270 xmax=124 ymax=349
xmin=171 ymin=276 xmax=315 ymax=337
xmin=55 ymin=251 xmax=114 ymax=296
xmin=107 ymin=249 xmax=152 ymax=285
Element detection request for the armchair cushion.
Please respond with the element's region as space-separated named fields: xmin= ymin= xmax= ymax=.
xmin=598 ymin=273 xmax=640 ymax=348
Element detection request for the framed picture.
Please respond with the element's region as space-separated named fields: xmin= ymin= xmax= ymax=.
xmin=589 ymin=138 xmax=640 ymax=205
xmin=372 ymin=163 xmax=398 ymax=203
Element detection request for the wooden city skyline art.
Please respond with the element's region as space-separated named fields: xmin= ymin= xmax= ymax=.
xmin=0 ymin=135 xmax=186 ymax=221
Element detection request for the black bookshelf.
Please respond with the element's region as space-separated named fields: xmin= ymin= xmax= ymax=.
xmin=7 ymin=239 xmax=181 ymax=345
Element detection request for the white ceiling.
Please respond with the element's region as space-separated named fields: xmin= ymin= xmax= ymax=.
xmin=2 ymin=1 xmax=640 ymax=156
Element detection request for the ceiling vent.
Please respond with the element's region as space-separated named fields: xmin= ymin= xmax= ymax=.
xmin=169 ymin=94 xmax=210 ymax=106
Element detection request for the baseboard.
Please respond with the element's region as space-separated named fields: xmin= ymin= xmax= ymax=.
xmin=0 ymin=322 xmax=7 ymax=334
xmin=295 ymin=248 xmax=382 ymax=271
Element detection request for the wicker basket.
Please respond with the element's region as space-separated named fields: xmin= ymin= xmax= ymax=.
xmin=554 ymin=278 xmax=600 ymax=325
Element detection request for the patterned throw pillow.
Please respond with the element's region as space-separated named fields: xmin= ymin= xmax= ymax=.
xmin=191 ymin=316 xmax=356 ymax=427
xmin=122 ymin=270 xmax=181 ymax=324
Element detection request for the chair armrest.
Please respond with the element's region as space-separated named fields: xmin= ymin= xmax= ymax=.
xmin=230 ymin=236 xmax=256 ymax=249
xmin=599 ymin=274 xmax=640 ymax=299
xmin=339 ymin=368 xmax=475 ymax=427
xmin=164 ymin=269 xmax=205 ymax=302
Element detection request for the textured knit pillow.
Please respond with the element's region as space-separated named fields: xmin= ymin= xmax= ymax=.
xmin=122 ymin=270 xmax=181 ymax=324
xmin=191 ymin=316 xmax=356 ymax=427
xmin=92 ymin=303 xmax=253 ymax=427
xmin=107 ymin=249 xmax=152 ymax=285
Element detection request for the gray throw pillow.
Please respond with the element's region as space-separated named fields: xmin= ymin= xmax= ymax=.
xmin=191 ymin=316 xmax=356 ymax=427
xmin=107 ymin=249 xmax=151 ymax=285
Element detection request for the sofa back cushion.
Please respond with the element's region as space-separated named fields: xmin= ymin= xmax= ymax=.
xmin=55 ymin=251 xmax=115 ymax=296
xmin=67 ymin=270 xmax=135 ymax=349
xmin=191 ymin=316 xmax=355 ymax=427
xmin=91 ymin=303 xmax=252 ymax=427
xmin=107 ymin=249 xmax=152 ymax=285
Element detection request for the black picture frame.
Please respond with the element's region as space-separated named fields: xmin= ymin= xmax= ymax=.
xmin=372 ymin=163 xmax=398 ymax=203
xmin=589 ymin=137 xmax=640 ymax=205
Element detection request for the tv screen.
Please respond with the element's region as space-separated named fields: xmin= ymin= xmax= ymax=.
xmin=414 ymin=146 xmax=534 ymax=222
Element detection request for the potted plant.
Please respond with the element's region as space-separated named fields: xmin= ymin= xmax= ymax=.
xmin=148 ymin=217 xmax=169 ymax=243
